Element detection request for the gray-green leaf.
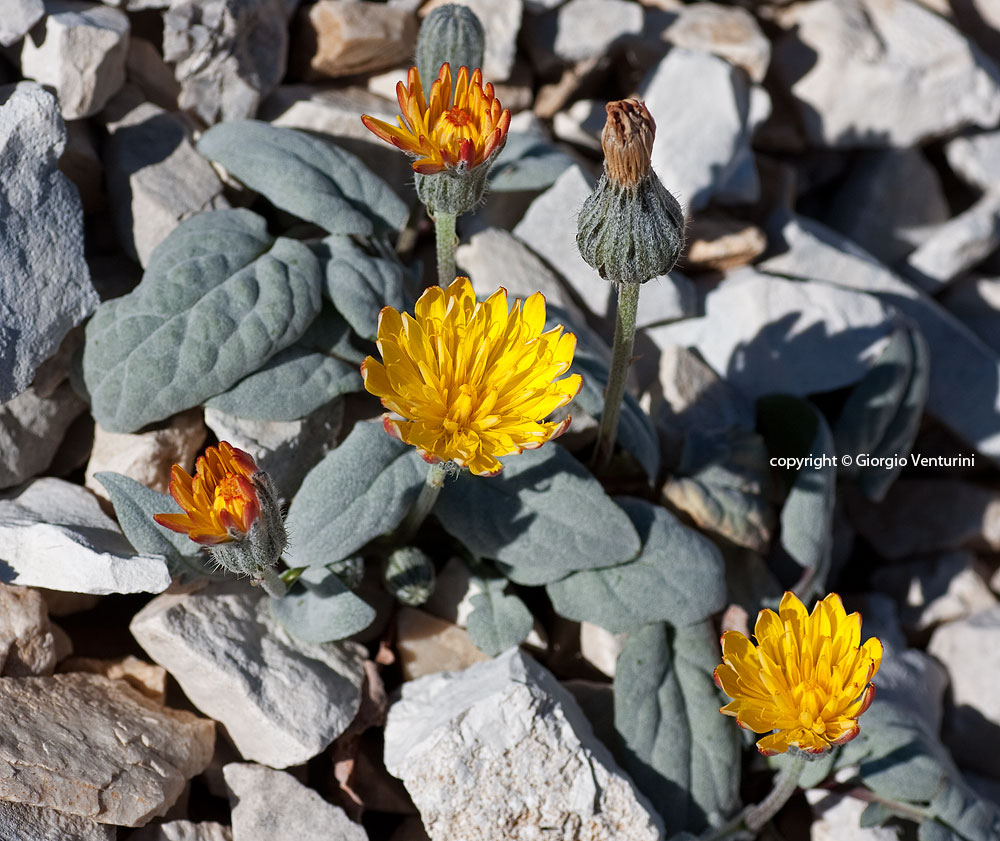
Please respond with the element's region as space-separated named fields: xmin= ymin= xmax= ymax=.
xmin=83 ymin=209 xmax=322 ymax=432
xmin=614 ymin=621 xmax=741 ymax=835
xmin=466 ymin=579 xmax=534 ymax=656
xmin=285 ymin=420 xmax=427 ymax=567
xmin=546 ymin=497 xmax=725 ymax=633
xmin=270 ymin=570 xmax=376 ymax=643
xmin=198 ymin=121 xmax=407 ymax=236
xmin=435 ymin=443 xmax=641 ymax=586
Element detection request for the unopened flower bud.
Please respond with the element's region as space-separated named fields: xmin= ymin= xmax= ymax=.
xmin=329 ymin=555 xmax=365 ymax=590
xmin=416 ymin=4 xmax=485 ymax=101
xmin=384 ymin=546 xmax=436 ymax=606
xmin=576 ymin=99 xmax=685 ymax=285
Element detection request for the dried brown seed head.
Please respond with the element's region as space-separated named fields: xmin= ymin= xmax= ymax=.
xmin=601 ymin=99 xmax=656 ymax=188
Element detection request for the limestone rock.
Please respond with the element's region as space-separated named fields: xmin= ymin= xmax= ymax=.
xmin=0 ymin=800 xmax=116 ymax=841
xmin=941 ymin=275 xmax=1000 ymax=355
xmin=20 ymin=1 xmax=129 ymax=119
xmin=127 ymin=37 xmax=182 ymax=109
xmin=946 ymin=129 xmax=1000 ymax=192
xmin=85 ymin=408 xmax=206 ymax=502
xmin=130 ymin=580 xmax=367 ymax=768
xmin=224 ymin=763 xmax=368 ymax=841
xmin=0 ymin=583 xmax=59 ymax=676
xmin=661 ymin=2 xmax=771 ymax=83
xmin=0 ymin=83 xmax=96 ymax=403
xmin=421 ymin=0 xmax=522 ymax=81
xmin=384 ymin=649 xmax=664 ymax=841
xmin=0 ymin=672 xmax=214 ymax=826
xmin=294 ymin=0 xmax=416 ymax=80
xmin=130 ymin=821 xmax=232 ymax=841
xmin=0 ymin=478 xmax=173 ymax=595
xmin=164 ymin=0 xmax=293 ymax=123
xmin=103 ymin=92 xmax=229 ymax=266
xmin=59 ymin=654 xmax=168 ymax=703
xmin=806 ymin=789 xmax=901 ymax=840
xmin=262 ymin=84 xmax=403 ymax=144
xmin=396 ymin=607 xmax=490 ymax=681
xmin=0 ymin=0 xmax=43 ymax=46
xmin=579 ymin=621 xmax=625 ymax=678
xmin=683 ymin=211 xmax=767 ymax=271
xmin=929 ymin=607 xmax=1000 ymax=777
xmin=770 ymin=0 xmax=1000 ymax=147
xmin=534 ymin=0 xmax=643 ymax=68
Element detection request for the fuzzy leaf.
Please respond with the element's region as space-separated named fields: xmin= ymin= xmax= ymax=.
xmin=435 ymin=443 xmax=641 ymax=586
xmin=546 ymin=497 xmax=725 ymax=633
xmin=270 ymin=570 xmax=376 ymax=643
xmin=198 ymin=121 xmax=407 ymax=236
xmin=83 ymin=209 xmax=322 ymax=432
xmin=285 ymin=420 xmax=427 ymax=567
xmin=614 ymin=621 xmax=741 ymax=836
xmin=316 ymin=236 xmax=412 ymax=341
xmin=465 ymin=579 xmax=534 ymax=656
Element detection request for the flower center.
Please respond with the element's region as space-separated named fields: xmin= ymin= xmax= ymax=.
xmin=436 ymin=107 xmax=479 ymax=147
xmin=213 ymin=474 xmax=252 ymax=525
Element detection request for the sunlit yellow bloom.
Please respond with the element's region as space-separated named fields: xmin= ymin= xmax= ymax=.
xmin=154 ymin=442 xmax=261 ymax=545
xmin=361 ymin=63 xmax=511 ymax=175
xmin=361 ymin=277 xmax=582 ymax=477
xmin=715 ymin=591 xmax=883 ymax=756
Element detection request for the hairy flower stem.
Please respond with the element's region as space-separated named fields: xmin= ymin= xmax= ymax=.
xmin=398 ymin=461 xmax=448 ymax=544
xmin=745 ymin=751 xmax=809 ymax=832
xmin=255 ymin=566 xmax=287 ymax=599
xmin=592 ymin=281 xmax=640 ymax=472
xmin=434 ymin=211 xmax=458 ymax=287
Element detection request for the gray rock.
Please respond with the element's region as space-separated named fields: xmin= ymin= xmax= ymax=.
xmin=639 ymin=47 xmax=763 ymax=212
xmin=0 ymin=83 xmax=96 ymax=403
xmin=224 ymin=763 xmax=368 ymax=841
xmin=770 ymin=0 xmax=1000 ymax=147
xmin=871 ymin=552 xmax=997 ymax=634
xmin=130 ymin=580 xmax=367 ymax=768
xmin=806 ymin=789 xmax=901 ymax=841
xmin=163 ymin=0 xmax=292 ymax=123
xmin=941 ymin=275 xmax=1000 ymax=355
xmin=103 ymin=91 xmax=229 ymax=266
xmin=384 ymin=648 xmax=664 ymax=841
xmin=130 ymin=821 xmax=231 ymax=841
xmin=261 ymin=84 xmax=403 ymax=144
xmin=127 ymin=37 xmax=182 ymax=109
xmin=660 ymin=1 xmax=771 ymax=83
xmin=421 ymin=0 xmax=523 ymax=81
xmin=0 ymin=0 xmax=43 ymax=46
xmin=0 ymin=582 xmax=59 ymax=676
xmin=902 ymin=191 xmax=1000 ymax=293
xmin=823 ymin=148 xmax=950 ymax=266
xmin=646 ymin=267 xmax=895 ymax=400
xmin=0 ymin=800 xmax=116 ymax=841
xmin=552 ymin=0 xmax=643 ymax=64
xmin=0 ymin=478 xmax=173 ymax=595
xmin=551 ymin=98 xmax=604 ymax=152
xmin=761 ymin=214 xmax=1000 ymax=463
xmin=203 ymin=399 xmax=343 ymax=500
xmin=0 ymin=672 xmax=214 ymax=826
xmin=20 ymin=1 xmax=129 ymax=119
xmin=928 ymin=606 xmax=1000 ymax=777
xmin=946 ymin=129 xmax=1000 ymax=192
xmin=683 ymin=210 xmax=767 ymax=271
xmin=0 ymin=380 xmax=88 ymax=490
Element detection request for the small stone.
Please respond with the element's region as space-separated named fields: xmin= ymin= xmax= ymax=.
xmin=0 ymin=583 xmax=58 ymax=676
xmin=85 ymin=408 xmax=206 ymax=502
xmin=164 ymin=0 xmax=293 ymax=123
xmin=0 ymin=478 xmax=173 ymax=595
xmin=293 ymin=0 xmax=416 ymax=80
xmin=683 ymin=210 xmax=767 ymax=271
xmin=870 ymin=552 xmax=997 ymax=633
xmin=0 ymin=801 xmax=116 ymax=841
xmin=578 ymin=621 xmax=625 ymax=678
xmin=130 ymin=580 xmax=367 ymax=768
xmin=0 ymin=672 xmax=214 ymax=826
xmin=929 ymin=606 xmax=1000 ymax=777
xmin=421 ymin=0 xmax=522 ymax=81
xmin=551 ymin=98 xmax=604 ymax=151
xmin=396 ymin=607 xmax=490 ymax=681
xmin=770 ymin=0 xmax=1000 ymax=147
xmin=130 ymin=820 xmax=232 ymax=841
xmin=551 ymin=0 xmax=643 ymax=65
xmin=203 ymin=399 xmax=344 ymax=500
xmin=20 ymin=1 xmax=129 ymax=119
xmin=59 ymin=654 xmax=168 ymax=703
xmin=806 ymin=789 xmax=901 ymax=840
xmin=0 ymin=83 xmax=96 ymax=403
xmin=0 ymin=380 xmax=88 ymax=490
xmin=902 ymin=191 xmax=1000 ymax=293
xmin=661 ymin=2 xmax=771 ymax=83
xmin=942 ymin=275 xmax=1000 ymax=354
xmin=946 ymin=129 xmax=1000 ymax=192
xmin=822 ymin=148 xmax=950 ymax=266
xmin=848 ymin=480 xmax=1000 ymax=560
xmin=37 ymin=588 xmax=103 ymax=616
xmin=103 ymin=91 xmax=229 ymax=265
xmin=0 ymin=0 xmax=43 ymax=46
xmin=224 ymin=763 xmax=368 ymax=841
xmin=127 ymin=37 xmax=182 ymax=109
xmin=384 ymin=649 xmax=663 ymax=841
xmin=262 ymin=84 xmax=403 ymax=143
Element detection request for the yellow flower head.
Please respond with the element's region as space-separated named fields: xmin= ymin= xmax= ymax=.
xmin=361 ymin=277 xmax=582 ymax=477
xmin=361 ymin=63 xmax=511 ymax=175
xmin=154 ymin=442 xmax=261 ymax=545
xmin=715 ymin=591 xmax=883 ymax=756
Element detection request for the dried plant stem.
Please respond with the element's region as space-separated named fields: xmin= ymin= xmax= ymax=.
xmin=434 ymin=211 xmax=458 ymax=287
xmin=592 ymin=281 xmax=640 ymax=472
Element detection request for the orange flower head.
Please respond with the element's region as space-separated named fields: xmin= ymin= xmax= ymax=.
xmin=361 ymin=63 xmax=511 ymax=175
xmin=715 ymin=591 xmax=883 ymax=756
xmin=155 ymin=442 xmax=261 ymax=545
